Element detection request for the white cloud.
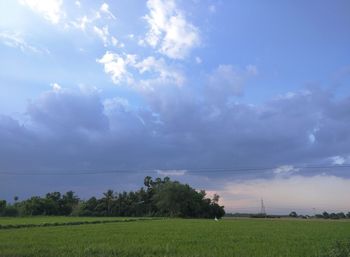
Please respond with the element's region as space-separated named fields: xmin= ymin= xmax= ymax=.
xmin=93 ymin=26 xmax=110 ymax=47
xmin=134 ymin=56 xmax=185 ymax=87
xmin=71 ymin=16 xmax=91 ymax=31
xmin=70 ymin=8 xmax=122 ymax=48
xmin=100 ymin=3 xmax=116 ymax=20
xmin=273 ymin=165 xmax=299 ymax=176
xmin=220 ymin=175 xmax=350 ymax=214
xmin=331 ymin=156 xmax=346 ymax=165
xmin=111 ymin=36 xmax=118 ymax=47
xmin=195 ymin=56 xmax=202 ymax=64
xmin=20 ymin=0 xmax=65 ymax=24
xmin=97 ymin=51 xmax=136 ymax=84
xmin=144 ymin=0 xmax=200 ymax=59
xmin=156 ymin=169 xmax=187 ymax=176
xmin=0 ymin=31 xmax=48 ymax=54
xmin=98 ymin=51 xmax=184 ymax=88
xmin=93 ymin=26 xmax=120 ymax=47
xmin=50 ymin=82 xmax=62 ymax=92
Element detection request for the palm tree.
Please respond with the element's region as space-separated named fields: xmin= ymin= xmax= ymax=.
xmin=103 ymin=190 xmax=114 ymax=216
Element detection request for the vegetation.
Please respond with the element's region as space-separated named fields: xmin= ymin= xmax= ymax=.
xmin=0 ymin=218 xmax=145 ymax=230
xmin=0 ymin=218 xmax=350 ymax=257
xmin=225 ymin=211 xmax=350 ymax=220
xmin=0 ymin=176 xmax=225 ymax=219
xmin=290 ymin=211 xmax=350 ymax=220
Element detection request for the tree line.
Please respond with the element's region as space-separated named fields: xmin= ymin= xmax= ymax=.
xmin=289 ymin=211 xmax=350 ymax=219
xmin=0 ymin=176 xmax=225 ymax=219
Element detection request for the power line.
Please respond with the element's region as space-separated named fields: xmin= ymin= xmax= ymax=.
xmin=0 ymin=164 xmax=349 ymax=176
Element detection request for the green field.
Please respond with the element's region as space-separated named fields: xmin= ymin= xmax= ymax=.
xmin=0 ymin=216 xmax=135 ymax=225
xmin=0 ymin=217 xmax=349 ymax=257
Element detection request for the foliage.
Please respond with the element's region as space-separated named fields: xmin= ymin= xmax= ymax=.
xmin=0 ymin=177 xmax=225 ymax=219
xmin=79 ymin=176 xmax=224 ymax=218
xmin=289 ymin=211 xmax=298 ymax=218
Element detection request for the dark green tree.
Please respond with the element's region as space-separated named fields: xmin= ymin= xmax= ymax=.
xmin=289 ymin=211 xmax=298 ymax=218
xmin=102 ymin=190 xmax=114 ymax=216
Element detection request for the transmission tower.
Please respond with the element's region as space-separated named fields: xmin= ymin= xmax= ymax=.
xmin=260 ymin=198 xmax=266 ymax=216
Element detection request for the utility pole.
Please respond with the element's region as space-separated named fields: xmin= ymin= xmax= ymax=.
xmin=260 ymin=198 xmax=266 ymax=217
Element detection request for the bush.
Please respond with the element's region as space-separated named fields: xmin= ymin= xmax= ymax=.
xmin=2 ymin=206 xmax=19 ymax=217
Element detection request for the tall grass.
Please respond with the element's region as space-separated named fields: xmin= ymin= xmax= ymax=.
xmin=0 ymin=218 xmax=349 ymax=257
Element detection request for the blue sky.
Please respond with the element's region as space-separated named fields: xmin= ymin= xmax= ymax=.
xmin=1 ymin=0 xmax=350 ymax=214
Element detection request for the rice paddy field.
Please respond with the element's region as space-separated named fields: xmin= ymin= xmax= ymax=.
xmin=1 ymin=217 xmax=350 ymax=257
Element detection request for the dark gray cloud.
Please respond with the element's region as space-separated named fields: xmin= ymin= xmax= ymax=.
xmin=1 ymin=85 xmax=350 ymax=200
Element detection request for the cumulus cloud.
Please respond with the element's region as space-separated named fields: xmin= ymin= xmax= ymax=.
xmin=134 ymin=56 xmax=185 ymax=88
xmin=97 ymin=51 xmax=184 ymax=88
xmin=27 ymin=88 xmax=109 ymax=133
xmin=97 ymin=51 xmax=136 ymax=84
xmin=143 ymin=0 xmax=200 ymax=59
xmin=20 ymin=0 xmax=65 ymax=24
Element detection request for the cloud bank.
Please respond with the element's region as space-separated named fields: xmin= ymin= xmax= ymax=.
xmin=1 ymin=85 xmax=350 ymax=175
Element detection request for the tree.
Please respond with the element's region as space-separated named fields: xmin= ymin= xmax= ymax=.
xmin=0 ymin=200 xmax=6 ymax=215
xmin=289 ymin=211 xmax=298 ymax=218
xmin=152 ymin=179 xmax=225 ymax=218
xmin=153 ymin=181 xmax=193 ymax=217
xmin=0 ymin=176 xmax=226 ymax=218
xmin=330 ymin=213 xmax=340 ymax=219
xmin=323 ymin=211 xmax=330 ymax=219
xmin=79 ymin=197 xmax=98 ymax=216
xmin=212 ymin=194 xmax=220 ymax=204
xmin=23 ymin=197 xmax=45 ymax=215
xmin=336 ymin=212 xmax=346 ymax=219
xmin=61 ymin=191 xmax=79 ymax=215
xmin=44 ymin=192 xmax=62 ymax=215
xmin=144 ymin=176 xmax=153 ymax=188
xmin=102 ymin=190 xmax=114 ymax=216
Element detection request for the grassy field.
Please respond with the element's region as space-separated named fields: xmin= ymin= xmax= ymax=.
xmin=0 ymin=217 xmax=349 ymax=257
xmin=0 ymin=216 xmax=136 ymax=225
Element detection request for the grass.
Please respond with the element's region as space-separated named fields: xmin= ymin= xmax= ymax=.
xmin=0 ymin=218 xmax=349 ymax=257
xmin=0 ymin=216 xmax=133 ymax=225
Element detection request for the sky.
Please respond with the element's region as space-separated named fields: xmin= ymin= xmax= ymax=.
xmin=1 ymin=0 xmax=350 ymax=214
